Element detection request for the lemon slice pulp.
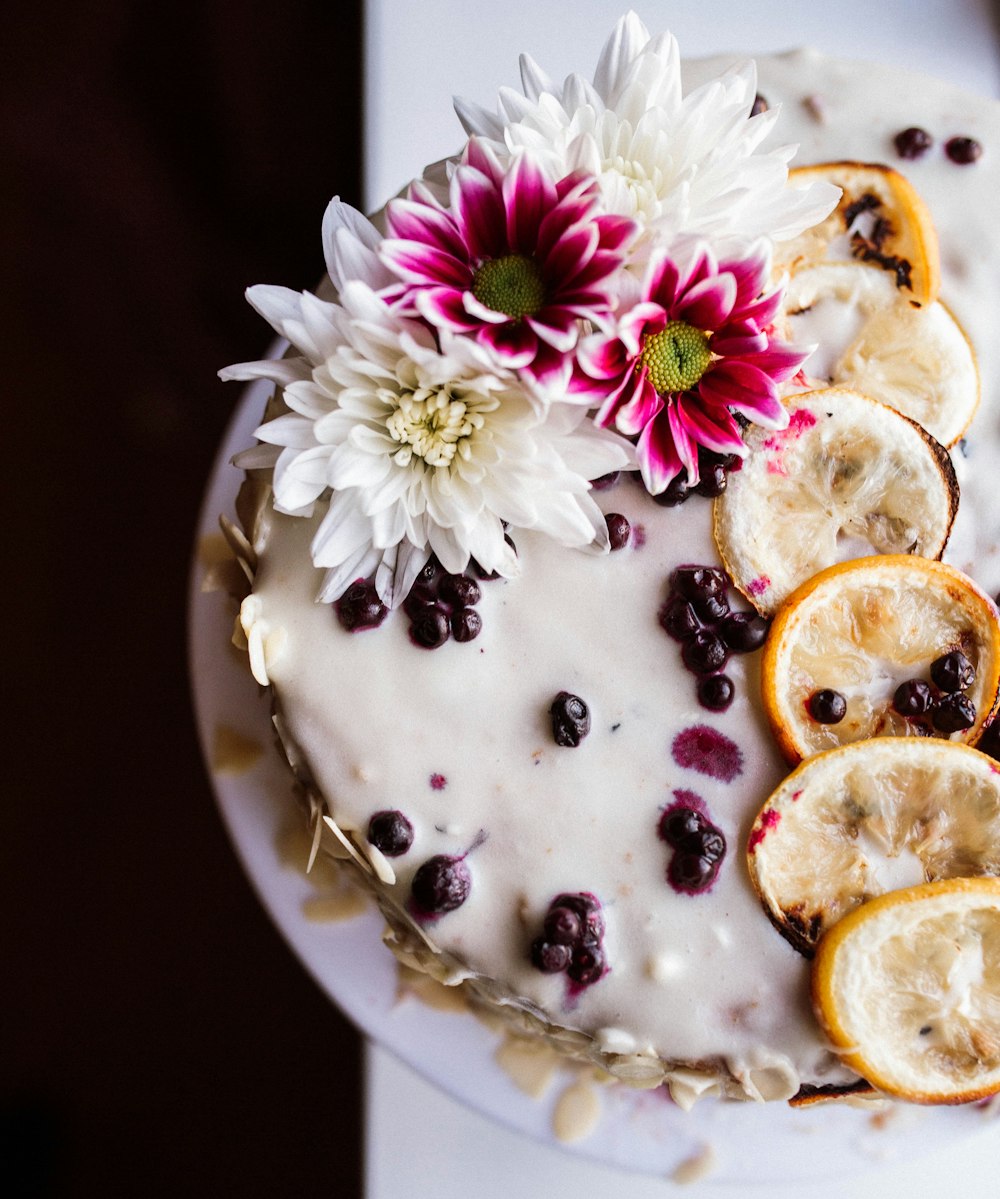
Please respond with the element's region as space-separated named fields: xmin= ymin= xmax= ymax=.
xmin=784 ymin=264 xmax=979 ymax=447
xmin=714 ymin=387 xmax=958 ymax=615
xmin=812 ymin=878 xmax=1000 ymax=1103
xmin=748 ymin=738 xmax=1000 ymax=954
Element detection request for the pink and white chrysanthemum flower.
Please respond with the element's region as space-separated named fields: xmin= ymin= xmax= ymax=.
xmin=454 ymin=13 xmax=840 ymax=263
xmin=222 ymin=198 xmax=634 ymax=609
xmin=573 ymin=238 xmax=810 ymax=494
xmin=380 ymin=139 xmax=637 ymax=393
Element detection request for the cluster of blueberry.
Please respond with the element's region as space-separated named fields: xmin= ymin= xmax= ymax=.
xmin=403 ymin=559 xmax=487 ymax=648
xmin=658 ymin=800 xmax=727 ymax=894
xmin=529 ymin=892 xmax=607 ymax=988
xmin=659 ymin=565 xmax=769 ymax=711
xmin=894 ymin=125 xmax=982 ymax=165
xmin=809 ymin=649 xmax=981 ymax=733
xmin=335 ymin=557 xmax=490 ymax=648
xmin=654 ymin=448 xmax=743 ymax=508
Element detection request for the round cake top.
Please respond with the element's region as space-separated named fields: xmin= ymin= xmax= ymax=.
xmin=225 ymin=25 xmax=1000 ymax=1102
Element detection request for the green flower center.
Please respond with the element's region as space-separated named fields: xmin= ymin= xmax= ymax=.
xmin=471 ymin=254 xmax=546 ymax=320
xmin=639 ymin=321 xmax=713 ymax=394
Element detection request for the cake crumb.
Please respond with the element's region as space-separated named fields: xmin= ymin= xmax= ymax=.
xmin=671 ymin=1143 xmax=718 ymax=1185
xmin=552 ymin=1076 xmax=602 ymax=1143
xmin=301 ymin=890 xmax=368 ymax=922
xmin=211 ymin=724 xmax=263 ymax=775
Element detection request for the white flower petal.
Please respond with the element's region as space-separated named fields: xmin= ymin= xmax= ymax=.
xmin=218 ymin=357 xmax=311 ymax=387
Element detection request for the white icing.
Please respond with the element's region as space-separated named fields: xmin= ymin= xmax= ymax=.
xmin=244 ymin=51 xmax=1000 ymax=1094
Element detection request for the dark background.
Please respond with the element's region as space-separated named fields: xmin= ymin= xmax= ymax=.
xmin=4 ymin=3 xmax=366 ymax=1194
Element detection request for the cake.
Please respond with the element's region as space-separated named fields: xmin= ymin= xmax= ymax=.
xmin=220 ymin=16 xmax=1000 ymax=1107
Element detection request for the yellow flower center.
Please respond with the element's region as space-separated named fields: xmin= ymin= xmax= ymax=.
xmin=385 ymin=388 xmax=484 ymax=468
xmin=639 ymin=321 xmax=713 ymax=394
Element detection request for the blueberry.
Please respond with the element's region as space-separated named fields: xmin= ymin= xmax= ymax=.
xmin=567 ymin=943 xmax=605 ymax=986
xmin=550 ymin=691 xmax=591 ymax=747
xmin=719 ymin=611 xmax=769 ymax=653
xmin=409 ymin=603 xmax=451 ymax=649
xmin=933 ymin=692 xmax=977 ymax=733
xmin=808 ymin=689 xmax=847 ymax=724
xmin=418 ymin=557 xmax=440 ymax=584
xmin=671 ymin=565 xmax=728 ymax=603
xmin=659 ymin=596 xmax=702 ymax=642
xmin=659 ymin=806 xmax=709 ymax=848
xmin=893 ymin=679 xmax=934 ymax=717
xmin=605 ymin=512 xmax=631 ymax=550
xmin=590 ymin=470 xmax=621 ymax=491
xmin=403 ymin=582 xmax=436 ymax=619
xmin=695 ymin=463 xmax=728 ymax=498
xmin=438 ymin=573 xmax=481 ymax=607
xmin=698 ymin=674 xmax=734 ymax=712
xmin=654 ymin=472 xmax=690 ymax=507
xmin=945 ymin=136 xmax=982 ymax=165
xmin=335 ymin=579 xmax=388 ymax=632
xmin=410 ymin=855 xmax=471 ymax=915
xmin=367 ymin=809 xmax=414 ymax=857
xmin=693 ymin=592 xmax=730 ymax=623
xmin=698 ymin=829 xmax=727 ymax=864
xmin=668 ymin=852 xmax=718 ymax=892
xmin=551 ymin=892 xmax=604 ymax=940
xmin=543 ymin=905 xmax=582 ymax=946
xmin=930 ymin=650 xmax=975 ymax=693
xmin=750 ymin=92 xmax=769 ymax=117
xmin=681 ymin=631 xmax=728 ymax=674
xmin=530 ymin=938 xmax=571 ymax=974
xmin=893 ymin=126 xmax=933 ymax=159
xmin=979 ymin=721 xmax=1000 ymax=762
xmin=451 ymin=607 xmax=482 ymax=642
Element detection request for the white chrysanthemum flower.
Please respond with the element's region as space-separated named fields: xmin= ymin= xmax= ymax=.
xmin=454 ymin=12 xmax=839 ymax=257
xmin=222 ymin=201 xmax=633 ymax=608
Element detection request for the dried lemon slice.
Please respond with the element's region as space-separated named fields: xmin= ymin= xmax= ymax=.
xmin=748 ymin=738 xmax=1000 ymax=955
xmin=812 ymin=878 xmax=1000 ymax=1104
xmin=784 ymin=264 xmax=980 ymax=447
xmin=779 ymin=161 xmax=940 ymax=307
xmin=714 ymin=388 xmax=958 ymax=616
xmin=761 ymin=555 xmax=1000 ymax=763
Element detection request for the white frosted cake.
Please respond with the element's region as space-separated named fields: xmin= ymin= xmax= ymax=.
xmin=221 ymin=17 xmax=1000 ymax=1106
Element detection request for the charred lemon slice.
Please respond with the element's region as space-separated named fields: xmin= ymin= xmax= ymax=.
xmin=779 ymin=161 xmax=940 ymax=307
xmin=812 ymin=878 xmax=1000 ymax=1104
xmin=761 ymin=555 xmax=1000 ymax=763
xmin=714 ymin=388 xmax=958 ymax=616
xmin=784 ymin=264 xmax=979 ymax=447
xmin=748 ymin=738 xmax=1000 ymax=955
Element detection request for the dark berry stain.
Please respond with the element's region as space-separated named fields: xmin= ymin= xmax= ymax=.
xmin=671 ymin=725 xmax=744 ymax=783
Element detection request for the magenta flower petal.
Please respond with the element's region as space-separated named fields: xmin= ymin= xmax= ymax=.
xmin=414 ymin=287 xmax=478 ymax=333
xmin=504 ymin=154 xmax=555 ymax=254
xmin=675 ymin=393 xmax=747 ymax=456
xmin=387 ymin=197 xmax=467 ymax=261
xmin=380 ymin=240 xmax=471 ymax=289
xmin=479 ymin=320 xmax=537 ymax=368
xmin=637 ymin=410 xmax=684 ymax=493
xmin=701 ymin=361 xmax=785 ymax=426
xmin=454 ymin=165 xmax=507 ymax=260
xmin=611 ymin=373 xmax=662 ymax=436
xmin=667 ymin=400 xmax=700 ymax=482
xmin=674 ymin=273 xmax=737 ymax=330
xmin=739 ymin=344 xmax=813 ymax=383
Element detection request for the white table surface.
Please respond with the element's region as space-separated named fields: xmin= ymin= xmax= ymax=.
xmin=362 ymin=2 xmax=1000 ymax=1194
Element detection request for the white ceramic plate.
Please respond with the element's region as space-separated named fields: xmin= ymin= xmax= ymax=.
xmin=189 ymin=380 xmax=994 ymax=1183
